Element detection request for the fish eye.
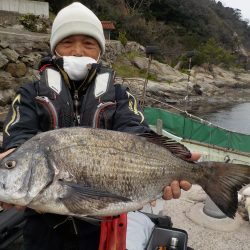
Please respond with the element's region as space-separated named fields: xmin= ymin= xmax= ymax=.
xmin=5 ymin=160 xmax=16 ymax=169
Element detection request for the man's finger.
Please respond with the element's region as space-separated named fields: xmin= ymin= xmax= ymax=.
xmin=15 ymin=205 xmax=26 ymax=211
xmin=180 ymin=180 xmax=192 ymax=191
xmin=189 ymin=152 xmax=201 ymax=161
xmin=162 ymin=186 xmax=173 ymax=200
xmin=170 ymin=181 xmax=181 ymax=199
xmin=1 ymin=203 xmax=14 ymax=210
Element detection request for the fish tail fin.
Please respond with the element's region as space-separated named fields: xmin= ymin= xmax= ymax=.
xmin=196 ymin=162 xmax=250 ymax=218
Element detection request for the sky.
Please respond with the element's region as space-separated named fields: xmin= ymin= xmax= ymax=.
xmin=219 ymin=0 xmax=250 ymax=21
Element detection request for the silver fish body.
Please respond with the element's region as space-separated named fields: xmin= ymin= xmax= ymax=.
xmin=1 ymin=127 xmax=250 ymax=218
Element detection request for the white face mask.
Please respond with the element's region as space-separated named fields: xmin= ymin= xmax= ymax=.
xmin=62 ymin=56 xmax=97 ymax=81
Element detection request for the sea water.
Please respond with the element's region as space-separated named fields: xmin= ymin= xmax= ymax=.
xmin=202 ymin=102 xmax=250 ymax=135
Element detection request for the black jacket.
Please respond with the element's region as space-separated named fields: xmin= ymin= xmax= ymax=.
xmin=3 ymin=62 xmax=150 ymax=151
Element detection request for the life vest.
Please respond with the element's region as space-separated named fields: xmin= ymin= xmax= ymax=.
xmin=34 ymin=65 xmax=117 ymax=130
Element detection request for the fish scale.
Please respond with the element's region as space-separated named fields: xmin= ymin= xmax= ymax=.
xmin=55 ymin=147 xmax=165 ymax=199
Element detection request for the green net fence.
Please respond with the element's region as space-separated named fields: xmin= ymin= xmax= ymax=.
xmin=144 ymin=107 xmax=250 ymax=154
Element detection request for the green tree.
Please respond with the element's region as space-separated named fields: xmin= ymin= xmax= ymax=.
xmin=192 ymin=38 xmax=236 ymax=68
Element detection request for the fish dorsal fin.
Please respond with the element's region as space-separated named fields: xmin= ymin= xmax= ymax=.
xmin=139 ymin=131 xmax=192 ymax=161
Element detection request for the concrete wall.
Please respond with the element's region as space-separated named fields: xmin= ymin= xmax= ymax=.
xmin=0 ymin=11 xmax=19 ymax=25
xmin=0 ymin=0 xmax=49 ymax=17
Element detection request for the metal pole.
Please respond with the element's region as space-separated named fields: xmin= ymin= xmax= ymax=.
xmin=184 ymin=57 xmax=192 ymax=112
xmin=156 ymin=119 xmax=163 ymax=135
xmin=187 ymin=57 xmax=192 ymax=82
xmin=141 ymin=54 xmax=152 ymax=109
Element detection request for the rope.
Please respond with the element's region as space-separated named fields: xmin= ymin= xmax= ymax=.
xmin=146 ymin=96 xmax=231 ymax=131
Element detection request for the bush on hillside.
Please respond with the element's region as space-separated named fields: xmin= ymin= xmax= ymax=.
xmin=181 ymin=38 xmax=237 ymax=70
xmin=19 ymin=14 xmax=51 ymax=33
xmin=118 ymin=31 xmax=128 ymax=47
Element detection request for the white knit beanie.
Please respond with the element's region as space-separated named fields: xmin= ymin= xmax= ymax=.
xmin=50 ymin=2 xmax=105 ymax=55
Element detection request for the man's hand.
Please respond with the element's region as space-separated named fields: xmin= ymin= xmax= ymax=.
xmin=0 ymin=148 xmax=25 ymax=211
xmin=163 ymin=180 xmax=192 ymax=200
xmin=0 ymin=202 xmax=25 ymax=210
xmin=162 ymin=152 xmax=201 ymax=200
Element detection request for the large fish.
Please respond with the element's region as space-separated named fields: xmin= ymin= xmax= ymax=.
xmin=0 ymin=127 xmax=250 ymax=219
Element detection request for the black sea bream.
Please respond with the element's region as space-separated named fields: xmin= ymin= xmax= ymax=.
xmin=1 ymin=127 xmax=250 ymax=218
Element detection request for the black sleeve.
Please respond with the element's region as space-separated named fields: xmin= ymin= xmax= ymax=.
xmin=3 ymin=83 xmax=40 ymax=150
xmin=112 ymin=84 xmax=151 ymax=134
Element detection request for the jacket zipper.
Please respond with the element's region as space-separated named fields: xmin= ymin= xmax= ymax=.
xmin=73 ymin=90 xmax=81 ymax=125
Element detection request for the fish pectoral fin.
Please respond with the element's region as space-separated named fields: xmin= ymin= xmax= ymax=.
xmin=60 ymin=181 xmax=131 ymax=201
xmin=59 ymin=181 xmax=131 ymax=214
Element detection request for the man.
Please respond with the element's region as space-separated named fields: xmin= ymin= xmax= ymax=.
xmin=0 ymin=2 xmax=192 ymax=249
